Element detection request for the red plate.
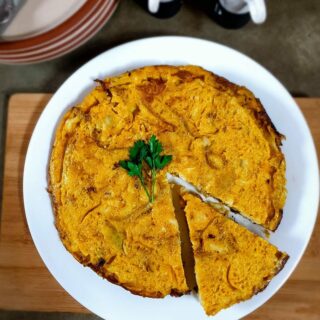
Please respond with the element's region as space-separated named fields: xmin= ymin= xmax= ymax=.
xmin=0 ymin=0 xmax=119 ymax=64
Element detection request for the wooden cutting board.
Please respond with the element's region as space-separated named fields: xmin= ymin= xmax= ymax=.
xmin=0 ymin=94 xmax=319 ymax=319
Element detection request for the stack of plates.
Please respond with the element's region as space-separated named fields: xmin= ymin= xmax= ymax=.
xmin=0 ymin=0 xmax=118 ymax=64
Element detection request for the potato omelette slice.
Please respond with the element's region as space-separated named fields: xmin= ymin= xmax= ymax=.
xmin=182 ymin=193 xmax=288 ymax=315
xmin=49 ymin=106 xmax=188 ymax=297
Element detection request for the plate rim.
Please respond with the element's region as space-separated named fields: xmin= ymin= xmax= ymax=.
xmin=1 ymin=0 xmax=87 ymax=42
xmin=0 ymin=0 xmax=103 ymax=51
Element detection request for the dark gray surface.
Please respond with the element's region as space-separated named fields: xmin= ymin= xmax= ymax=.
xmin=1 ymin=0 xmax=320 ymax=96
xmin=0 ymin=0 xmax=319 ymax=319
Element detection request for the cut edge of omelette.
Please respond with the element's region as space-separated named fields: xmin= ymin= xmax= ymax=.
xmin=181 ymin=191 xmax=289 ymax=316
xmin=174 ymin=65 xmax=286 ymax=232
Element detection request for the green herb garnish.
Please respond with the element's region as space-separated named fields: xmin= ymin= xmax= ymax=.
xmin=119 ymin=135 xmax=172 ymax=203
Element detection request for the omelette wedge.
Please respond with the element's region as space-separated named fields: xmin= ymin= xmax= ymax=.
xmin=182 ymin=193 xmax=288 ymax=315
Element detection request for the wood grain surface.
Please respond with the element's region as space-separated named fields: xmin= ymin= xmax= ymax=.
xmin=0 ymin=94 xmax=319 ymax=319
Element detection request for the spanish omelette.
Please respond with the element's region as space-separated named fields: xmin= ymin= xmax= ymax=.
xmin=49 ymin=65 xmax=287 ymax=303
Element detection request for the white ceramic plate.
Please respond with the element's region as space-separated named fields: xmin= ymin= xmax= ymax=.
xmin=23 ymin=36 xmax=319 ymax=320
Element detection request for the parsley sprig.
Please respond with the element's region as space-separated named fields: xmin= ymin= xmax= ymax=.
xmin=119 ymin=135 xmax=172 ymax=203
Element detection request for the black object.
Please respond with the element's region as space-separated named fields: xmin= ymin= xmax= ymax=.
xmin=201 ymin=0 xmax=250 ymax=29
xmin=135 ymin=0 xmax=182 ymax=19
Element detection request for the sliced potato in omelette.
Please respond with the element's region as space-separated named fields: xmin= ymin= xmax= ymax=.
xmin=182 ymin=193 xmax=288 ymax=315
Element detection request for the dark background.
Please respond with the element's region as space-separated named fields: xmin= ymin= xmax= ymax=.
xmin=0 ymin=0 xmax=319 ymax=319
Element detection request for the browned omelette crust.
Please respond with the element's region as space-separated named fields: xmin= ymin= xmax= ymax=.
xmin=49 ymin=65 xmax=286 ymax=298
xmin=182 ymin=193 xmax=288 ymax=316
